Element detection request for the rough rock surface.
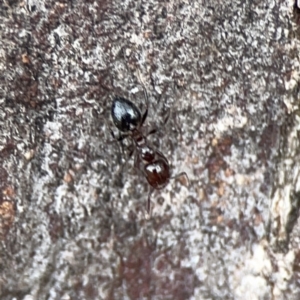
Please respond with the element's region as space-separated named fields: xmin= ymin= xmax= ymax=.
xmin=1 ymin=0 xmax=300 ymax=299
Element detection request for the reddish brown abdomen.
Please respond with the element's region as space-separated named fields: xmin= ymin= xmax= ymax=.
xmin=144 ymin=159 xmax=170 ymax=188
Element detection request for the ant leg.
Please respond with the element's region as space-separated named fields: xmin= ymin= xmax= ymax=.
xmin=171 ymin=172 xmax=190 ymax=186
xmin=141 ymin=107 xmax=148 ymax=127
xmin=111 ymin=143 xmax=135 ymax=182
xmin=109 ymin=129 xmax=135 ymax=177
xmin=134 ymin=152 xmax=146 ymax=176
xmin=146 ymin=109 xmax=170 ymax=136
xmin=134 ymin=152 xmax=140 ymax=169
xmin=134 ymin=155 xmax=154 ymax=214
xmin=118 ymin=147 xmax=134 ymax=174
xmin=109 ymin=129 xmax=131 ymax=156
xmin=163 ymin=108 xmax=170 ymax=125
xmin=147 ymin=127 xmax=157 ymax=136
xmin=110 ymin=129 xmax=128 ymax=142
xmin=147 ymin=187 xmax=154 ymax=213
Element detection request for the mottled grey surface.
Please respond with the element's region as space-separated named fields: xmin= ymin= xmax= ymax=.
xmin=1 ymin=0 xmax=300 ymax=299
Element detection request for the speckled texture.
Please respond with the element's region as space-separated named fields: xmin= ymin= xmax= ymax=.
xmin=1 ymin=0 xmax=300 ymax=299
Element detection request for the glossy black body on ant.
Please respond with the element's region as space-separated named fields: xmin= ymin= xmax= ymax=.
xmin=111 ymin=93 xmax=187 ymax=213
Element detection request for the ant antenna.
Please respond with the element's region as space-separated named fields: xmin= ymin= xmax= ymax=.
xmin=136 ymin=70 xmax=150 ymax=126
xmin=137 ymin=70 xmax=150 ymax=108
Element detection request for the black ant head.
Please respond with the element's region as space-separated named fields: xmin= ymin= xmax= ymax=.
xmin=111 ymin=96 xmax=142 ymax=132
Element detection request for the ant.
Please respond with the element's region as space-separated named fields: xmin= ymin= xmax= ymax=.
xmin=111 ymin=85 xmax=188 ymax=213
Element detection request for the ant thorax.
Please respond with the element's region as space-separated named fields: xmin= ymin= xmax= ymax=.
xmin=140 ymin=145 xmax=155 ymax=163
xmin=131 ymin=129 xmax=147 ymax=147
xmin=131 ymin=129 xmax=155 ymax=163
